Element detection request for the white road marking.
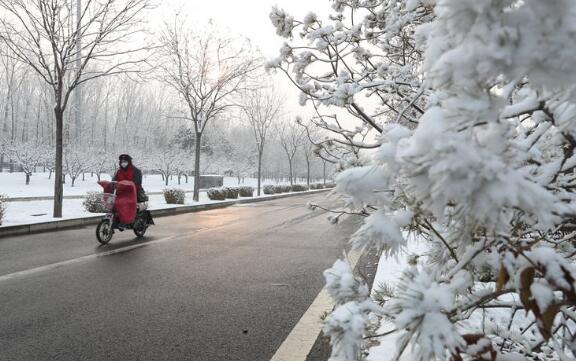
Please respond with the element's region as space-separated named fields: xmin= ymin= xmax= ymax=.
xmin=269 ymin=250 xmax=361 ymax=361
xmin=0 ymin=234 xmax=187 ymax=282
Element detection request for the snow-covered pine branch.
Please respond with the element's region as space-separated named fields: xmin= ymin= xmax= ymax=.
xmin=272 ymin=1 xmax=576 ymax=360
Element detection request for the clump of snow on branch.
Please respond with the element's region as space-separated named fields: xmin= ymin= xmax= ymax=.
xmin=269 ymin=7 xmax=294 ymax=38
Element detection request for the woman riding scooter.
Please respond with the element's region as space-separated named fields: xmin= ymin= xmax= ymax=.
xmin=95 ymin=154 xmax=153 ymax=244
xmin=113 ymin=154 xmax=147 ymax=203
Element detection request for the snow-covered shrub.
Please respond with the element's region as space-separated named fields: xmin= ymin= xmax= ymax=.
xmin=270 ymin=1 xmax=576 ymax=360
xmin=273 ymin=185 xmax=285 ymax=193
xmin=263 ymin=185 xmax=276 ymax=195
xmin=291 ymin=184 xmax=308 ymax=192
xmin=238 ymin=186 xmax=254 ymax=197
xmin=224 ymin=187 xmax=239 ymax=199
xmin=82 ymin=192 xmax=107 ymax=213
xmin=163 ymin=188 xmax=185 ymax=205
xmin=324 ymin=182 xmax=335 ymax=189
xmin=0 ymin=194 xmax=7 ymax=225
xmin=309 ymin=184 xmax=317 ymax=190
xmin=207 ymin=188 xmax=226 ymax=200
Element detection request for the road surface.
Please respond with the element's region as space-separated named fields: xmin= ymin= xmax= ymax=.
xmin=0 ymin=193 xmax=361 ymax=361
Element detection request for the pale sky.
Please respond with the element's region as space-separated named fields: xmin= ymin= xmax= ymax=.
xmin=151 ymin=0 xmax=333 ymax=120
xmin=155 ymin=0 xmax=329 ymax=57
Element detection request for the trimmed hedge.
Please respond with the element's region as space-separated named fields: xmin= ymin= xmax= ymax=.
xmin=224 ymin=187 xmax=239 ymax=199
xmin=273 ymin=185 xmax=286 ymax=193
xmin=0 ymin=194 xmax=7 ymax=225
xmin=83 ymin=191 xmax=108 ymax=213
xmin=239 ymin=186 xmax=254 ymax=197
xmin=291 ymin=184 xmax=308 ymax=192
xmin=164 ymin=188 xmax=185 ymax=204
xmin=209 ymin=184 xmax=313 ymax=199
xmin=207 ymin=188 xmax=227 ymax=200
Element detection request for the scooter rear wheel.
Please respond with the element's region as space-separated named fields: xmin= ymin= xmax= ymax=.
xmin=96 ymin=219 xmax=114 ymax=245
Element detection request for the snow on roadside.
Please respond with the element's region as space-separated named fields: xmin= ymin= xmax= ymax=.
xmin=0 ymin=172 xmax=295 ymax=198
xmin=0 ymin=191 xmax=323 ymax=227
xmin=0 ymin=194 xmax=211 ymax=226
xmin=367 ymin=234 xmax=427 ymax=361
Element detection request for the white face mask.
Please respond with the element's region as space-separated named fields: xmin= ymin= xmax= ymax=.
xmin=120 ymin=161 xmax=129 ymax=169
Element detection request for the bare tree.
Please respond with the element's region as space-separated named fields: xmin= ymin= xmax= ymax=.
xmin=64 ymin=146 xmax=92 ymax=187
xmin=159 ymin=18 xmax=259 ymax=201
xmin=0 ymin=0 xmax=153 ymax=217
xmin=7 ymin=139 xmax=45 ymax=185
xmin=278 ymin=120 xmax=305 ymax=186
xmin=150 ymin=146 xmax=184 ymax=186
xmin=241 ymin=86 xmax=282 ymax=195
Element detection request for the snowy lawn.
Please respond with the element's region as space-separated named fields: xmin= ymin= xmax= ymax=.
xmin=0 ymin=190 xmax=323 ymax=227
xmin=0 ymin=193 xmax=209 ymax=227
xmin=0 ymin=172 xmax=296 ymax=198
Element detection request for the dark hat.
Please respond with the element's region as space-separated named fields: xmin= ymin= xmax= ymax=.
xmin=119 ymin=154 xmax=132 ymax=161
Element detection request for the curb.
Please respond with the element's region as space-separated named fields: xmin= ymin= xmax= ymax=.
xmin=0 ymin=189 xmax=331 ymax=238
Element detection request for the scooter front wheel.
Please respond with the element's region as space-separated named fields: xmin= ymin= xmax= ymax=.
xmin=133 ymin=224 xmax=147 ymax=238
xmin=96 ymin=219 xmax=114 ymax=245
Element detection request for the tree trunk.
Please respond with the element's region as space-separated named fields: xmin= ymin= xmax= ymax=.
xmin=257 ymin=150 xmax=263 ymax=196
xmin=25 ymin=173 xmax=30 ymax=185
xmin=288 ymin=160 xmax=294 ymax=186
xmin=53 ymin=108 xmax=64 ymax=218
xmin=306 ymin=159 xmax=310 ymax=188
xmin=71 ymin=176 xmax=76 ymax=187
xmin=165 ymin=171 xmax=169 ymax=186
xmin=323 ymin=161 xmax=326 ymax=185
xmin=0 ymin=153 xmax=3 ymax=173
xmin=193 ymin=132 xmax=202 ymax=202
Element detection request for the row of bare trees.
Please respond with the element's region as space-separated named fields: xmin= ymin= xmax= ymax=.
xmin=0 ymin=1 xmax=332 ymax=215
xmin=0 ymin=0 xmax=153 ymax=216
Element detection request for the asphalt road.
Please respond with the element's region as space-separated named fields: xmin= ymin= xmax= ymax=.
xmin=0 ymin=193 xmax=361 ymax=361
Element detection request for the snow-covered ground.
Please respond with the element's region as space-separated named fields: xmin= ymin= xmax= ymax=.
xmin=0 ymin=172 xmax=306 ymax=198
xmin=0 ymin=193 xmax=216 ymax=227
xmin=367 ymin=234 xmax=426 ymax=361
xmin=0 ymin=189 xmax=323 ymax=227
xmin=0 ymin=171 xmax=325 ymax=227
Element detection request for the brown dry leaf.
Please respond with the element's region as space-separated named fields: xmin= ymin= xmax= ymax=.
xmin=519 ymin=267 xmax=535 ymax=310
xmin=496 ymin=266 xmax=509 ymax=292
xmin=538 ymin=303 xmax=560 ymax=340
